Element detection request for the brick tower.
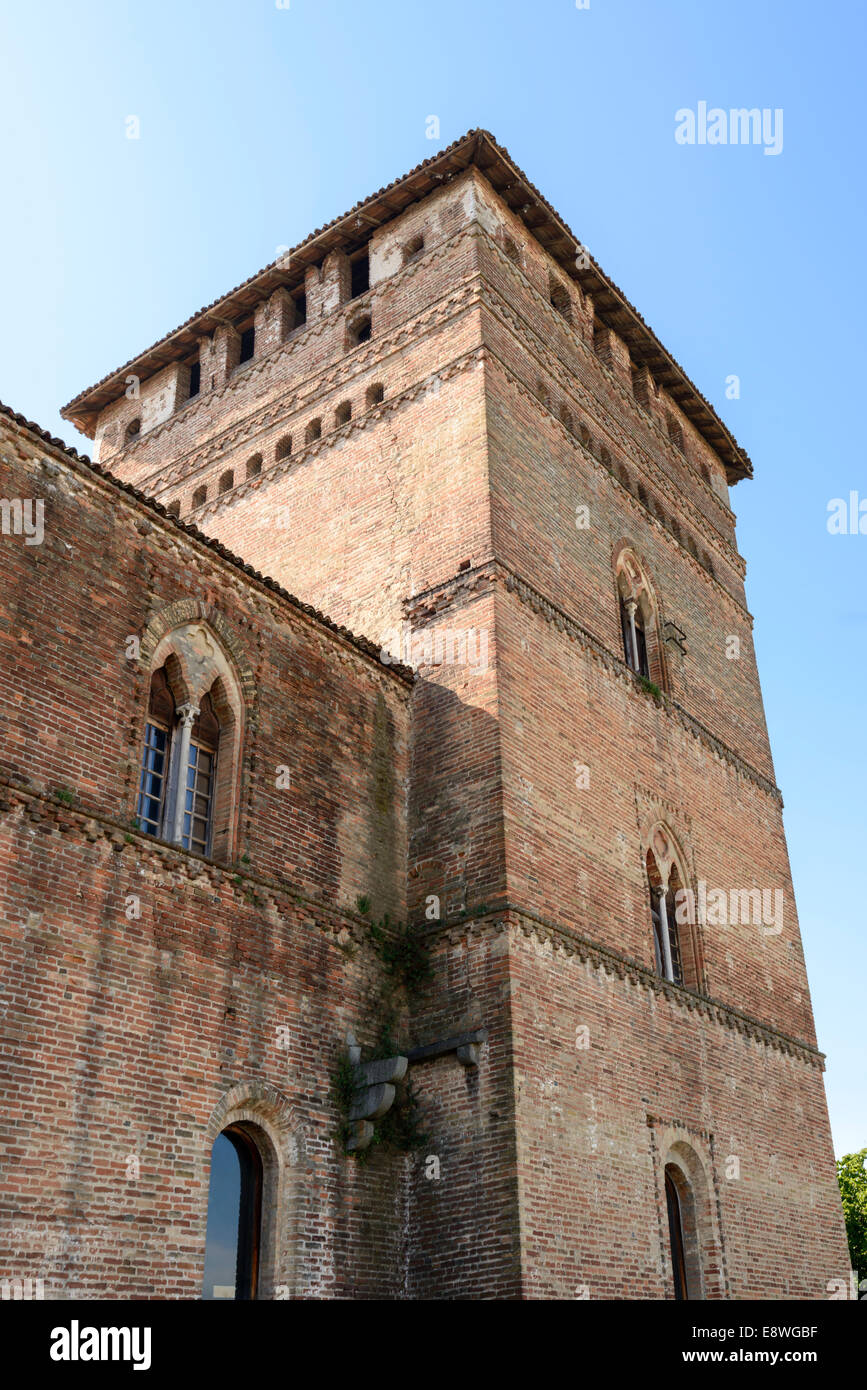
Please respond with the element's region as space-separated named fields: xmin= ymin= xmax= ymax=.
xmin=4 ymin=130 xmax=845 ymax=1300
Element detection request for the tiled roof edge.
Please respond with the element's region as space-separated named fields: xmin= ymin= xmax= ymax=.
xmin=0 ymin=399 xmax=416 ymax=687
xmin=58 ymin=128 xmax=752 ymax=485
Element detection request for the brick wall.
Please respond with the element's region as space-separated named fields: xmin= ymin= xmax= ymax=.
xmin=0 ymin=414 xmax=413 ymax=1297
xmin=8 ymin=144 xmax=848 ymax=1298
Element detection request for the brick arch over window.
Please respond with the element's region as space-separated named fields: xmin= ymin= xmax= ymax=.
xmin=204 ymin=1081 xmax=305 ymax=1299
xmin=654 ymin=1132 xmax=726 ymax=1300
xmin=641 ymin=820 xmax=704 ymax=991
xmin=613 ymin=543 xmax=666 ymax=690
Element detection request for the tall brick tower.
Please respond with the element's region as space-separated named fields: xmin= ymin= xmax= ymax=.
xmin=55 ymin=129 xmax=847 ymax=1298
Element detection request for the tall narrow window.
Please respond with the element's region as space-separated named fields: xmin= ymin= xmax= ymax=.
xmin=620 ymin=597 xmax=649 ymax=678
xmin=188 ymin=363 xmax=201 ymax=399
xmin=665 ymin=1171 xmax=688 ymax=1300
xmin=650 ymin=881 xmax=683 ymax=985
xmin=136 ymin=667 xmax=175 ymax=837
xmin=202 ymin=1126 xmax=263 ymax=1301
xmin=137 ymin=723 xmax=169 ymax=836
xmin=182 ymin=694 xmax=219 ymax=856
xmin=239 ymin=327 xmax=255 ymax=364
xmin=350 ymin=253 xmax=369 ymax=298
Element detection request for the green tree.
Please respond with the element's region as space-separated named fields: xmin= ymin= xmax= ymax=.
xmin=837 ymin=1148 xmax=867 ymax=1279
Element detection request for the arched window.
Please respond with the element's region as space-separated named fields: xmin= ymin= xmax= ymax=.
xmin=346 ymin=313 xmax=371 ymax=349
xmin=659 ymin=1142 xmax=717 ymax=1299
xmin=126 ymin=418 xmax=141 ymax=441
xmin=648 ymin=849 xmax=683 ymax=985
xmin=366 ymin=383 xmax=384 ymax=407
xmin=219 ymin=469 xmax=234 ymax=495
xmin=615 ymin=549 xmax=664 ymax=688
xmin=403 ymin=233 xmax=424 ymax=265
xmin=246 ymin=453 xmax=263 ymax=479
xmin=305 ymin=418 xmax=321 ymax=444
xmin=136 ymin=664 xmax=230 ymax=858
xmin=165 ymin=499 xmax=181 ymax=518
xmin=192 ymin=485 xmax=207 ymax=509
xmin=559 ymin=402 xmax=574 ymax=433
xmin=335 ymin=400 xmax=352 ymax=426
xmin=202 ymin=1126 xmax=263 ymax=1301
xmin=642 ymin=824 xmax=703 ymax=990
xmin=274 ymin=436 xmax=292 ymax=462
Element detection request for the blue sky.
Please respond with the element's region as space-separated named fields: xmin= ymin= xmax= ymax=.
xmin=1 ymin=0 xmax=863 ymax=1156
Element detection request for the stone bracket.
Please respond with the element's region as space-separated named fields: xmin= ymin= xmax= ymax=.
xmin=344 ymin=1033 xmax=408 ymax=1150
xmin=406 ymin=1028 xmax=487 ymax=1068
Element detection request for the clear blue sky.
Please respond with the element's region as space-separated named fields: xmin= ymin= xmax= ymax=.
xmin=1 ymin=0 xmax=863 ymax=1155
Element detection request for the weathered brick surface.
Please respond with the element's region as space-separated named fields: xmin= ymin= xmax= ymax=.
xmin=0 ymin=420 xmax=411 ymax=1298
xmin=1 ymin=142 xmax=849 ymax=1299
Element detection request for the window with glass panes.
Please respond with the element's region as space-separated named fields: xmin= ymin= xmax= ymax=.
xmin=137 ymin=720 xmax=170 ymax=835
xmin=181 ymin=693 xmax=220 ymax=855
xmin=182 ymin=741 xmax=216 ymax=854
xmin=136 ymin=666 xmax=176 ymax=837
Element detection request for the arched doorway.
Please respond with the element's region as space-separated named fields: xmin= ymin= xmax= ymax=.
xmin=202 ymin=1125 xmax=264 ymax=1300
xmin=665 ymin=1169 xmax=688 ymax=1300
xmin=664 ymin=1160 xmax=705 ymax=1300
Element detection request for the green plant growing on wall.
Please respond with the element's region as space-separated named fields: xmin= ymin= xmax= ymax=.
xmin=638 ymin=675 xmax=663 ymax=702
xmin=331 ymin=902 xmax=433 ymax=1159
xmin=54 ymin=786 xmax=76 ymax=806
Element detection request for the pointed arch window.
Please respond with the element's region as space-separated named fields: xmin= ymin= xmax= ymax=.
xmin=136 ymin=667 xmax=221 ymax=856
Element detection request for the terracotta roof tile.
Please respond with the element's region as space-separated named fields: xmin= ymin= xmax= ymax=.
xmin=59 ymin=129 xmax=752 ymax=485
